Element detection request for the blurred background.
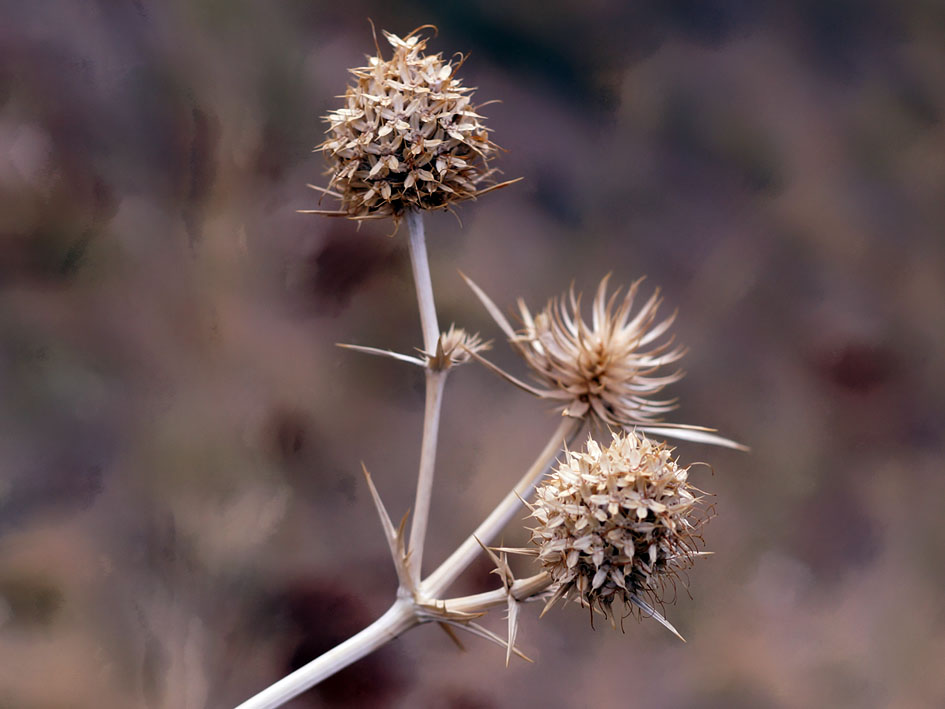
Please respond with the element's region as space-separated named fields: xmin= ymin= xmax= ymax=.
xmin=2 ymin=1 xmax=944 ymax=707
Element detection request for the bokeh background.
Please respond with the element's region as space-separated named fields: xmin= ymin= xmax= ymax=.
xmin=2 ymin=1 xmax=944 ymax=707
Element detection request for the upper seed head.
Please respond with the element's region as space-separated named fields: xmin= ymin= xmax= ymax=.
xmin=317 ymin=27 xmax=505 ymax=225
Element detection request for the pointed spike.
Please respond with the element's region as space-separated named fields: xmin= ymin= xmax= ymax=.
xmin=473 ymin=535 xmax=502 ymax=568
xmin=437 ymin=621 xmax=466 ymax=651
xmin=629 ymin=595 xmax=686 ymax=642
xmin=305 ymin=183 xmax=343 ymax=198
xmin=463 ymin=348 xmax=553 ymax=398
xmin=512 ymin=490 xmax=536 ymax=513
xmin=539 ymin=584 xmax=568 ymax=618
xmin=490 ymin=546 xmax=538 ymax=556
xmin=472 ymin=176 xmax=524 ymax=197
xmin=456 ymin=621 xmax=533 ymax=663
xmin=638 ymin=425 xmax=749 ymax=451
xmin=362 ymin=464 xmax=398 ymax=547
xmin=459 ymin=272 xmax=516 ymax=340
xmin=505 ymin=596 xmax=520 ymax=667
xmin=337 ymin=343 xmax=425 ymax=366
xmin=362 ymin=464 xmax=413 ymax=590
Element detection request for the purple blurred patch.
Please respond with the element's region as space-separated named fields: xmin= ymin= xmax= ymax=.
xmin=291 ymin=225 xmax=403 ymax=316
xmin=815 ymin=341 xmax=896 ymax=394
xmin=274 ymin=579 xmax=410 ymax=707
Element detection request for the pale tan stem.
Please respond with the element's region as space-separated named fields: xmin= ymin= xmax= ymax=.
xmin=442 ymin=572 xmax=553 ymax=614
xmin=234 ymin=599 xmax=417 ymax=709
xmin=404 ymin=209 xmax=448 ymax=585
xmin=407 ymin=368 xmax=447 ymax=584
xmin=237 ymin=419 xmax=580 ymax=708
xmin=421 ymin=417 xmax=582 ymax=598
xmin=405 ymin=210 xmax=439 ymax=353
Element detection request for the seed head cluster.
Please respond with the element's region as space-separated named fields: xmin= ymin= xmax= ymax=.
xmin=316 ymin=28 xmax=504 ymax=224
xmin=513 ymin=275 xmax=685 ymax=427
xmin=530 ymin=431 xmax=706 ymax=616
xmin=427 ymin=325 xmax=490 ymax=370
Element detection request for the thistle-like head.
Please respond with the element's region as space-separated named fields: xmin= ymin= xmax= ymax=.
xmin=465 ymin=273 xmax=685 ymax=428
xmin=530 ymin=431 xmax=707 ymax=621
xmin=311 ymin=26 xmax=515 ymax=226
xmin=512 ymin=276 xmax=685 ymax=426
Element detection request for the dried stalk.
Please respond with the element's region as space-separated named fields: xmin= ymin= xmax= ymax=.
xmin=405 ymin=209 xmax=446 ymax=585
xmin=421 ymin=415 xmax=581 ymax=597
xmin=442 ymin=572 xmax=553 ymax=614
xmin=409 ymin=368 xmax=446 ymax=584
xmin=233 ymin=600 xmax=417 ymax=709
xmin=235 ymin=418 xmax=575 ymax=709
xmin=405 ymin=210 xmax=439 ymax=353
xmin=237 ymin=25 xmax=736 ymax=709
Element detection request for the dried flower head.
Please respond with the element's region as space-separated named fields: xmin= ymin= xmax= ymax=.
xmin=466 ymin=274 xmax=684 ymax=427
xmin=306 ymin=26 xmax=518 ymax=226
xmin=426 ymin=325 xmax=490 ymax=370
xmin=530 ymin=431 xmax=707 ymax=622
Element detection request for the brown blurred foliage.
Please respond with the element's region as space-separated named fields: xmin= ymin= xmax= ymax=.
xmin=2 ymin=1 xmax=944 ymax=707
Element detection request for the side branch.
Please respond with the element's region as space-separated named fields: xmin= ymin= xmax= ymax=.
xmin=421 ymin=416 xmax=581 ymax=598
xmin=234 ymin=600 xmax=417 ymax=709
xmin=442 ymin=572 xmax=553 ymax=614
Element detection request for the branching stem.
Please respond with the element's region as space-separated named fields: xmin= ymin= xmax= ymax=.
xmin=234 ymin=600 xmax=417 ymax=709
xmin=422 ymin=416 xmax=581 ymax=598
xmin=237 ymin=214 xmax=582 ymax=709
xmin=442 ymin=572 xmax=553 ymax=614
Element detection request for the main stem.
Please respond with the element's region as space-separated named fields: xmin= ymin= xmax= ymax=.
xmin=408 ymin=369 xmax=446 ymax=585
xmin=233 ymin=600 xmax=417 ymax=709
xmin=405 ymin=209 xmax=445 ymax=585
xmin=236 ymin=419 xmax=580 ymax=708
xmin=422 ymin=416 xmax=581 ymax=598
xmin=405 ymin=210 xmax=439 ymax=353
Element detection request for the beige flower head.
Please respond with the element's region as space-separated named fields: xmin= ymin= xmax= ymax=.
xmin=306 ymin=26 xmax=518 ymax=226
xmin=530 ymin=431 xmax=707 ymax=623
xmin=426 ymin=325 xmax=491 ymax=371
xmin=465 ymin=274 xmax=685 ymax=428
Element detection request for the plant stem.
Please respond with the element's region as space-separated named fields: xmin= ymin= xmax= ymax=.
xmin=235 ymin=419 xmax=579 ymax=708
xmin=405 ymin=210 xmax=439 ymax=353
xmin=442 ymin=572 xmax=553 ymax=614
xmin=408 ymin=368 xmax=447 ymax=584
xmin=405 ymin=209 xmax=447 ymax=585
xmin=234 ymin=600 xmax=417 ymax=709
xmin=421 ymin=417 xmax=581 ymax=598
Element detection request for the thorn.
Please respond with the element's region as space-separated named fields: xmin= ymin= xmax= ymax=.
xmin=362 ymin=464 xmax=413 ymax=591
xmin=437 ymin=622 xmax=466 ymax=651
xmin=539 ymin=584 xmax=567 ymax=619
xmin=629 ymin=595 xmax=686 ymax=642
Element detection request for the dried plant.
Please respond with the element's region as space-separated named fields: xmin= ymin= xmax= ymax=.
xmin=529 ymin=431 xmax=707 ymax=630
xmin=464 ymin=274 xmax=685 ymax=426
xmin=303 ymin=26 xmax=519 ymax=227
xmin=236 ymin=25 xmax=743 ymax=709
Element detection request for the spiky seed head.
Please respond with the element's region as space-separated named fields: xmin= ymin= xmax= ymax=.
xmin=513 ymin=275 xmax=685 ymax=427
xmin=427 ymin=325 xmax=491 ymax=371
xmin=315 ymin=27 xmax=509 ymax=226
xmin=530 ymin=430 xmax=707 ymax=619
